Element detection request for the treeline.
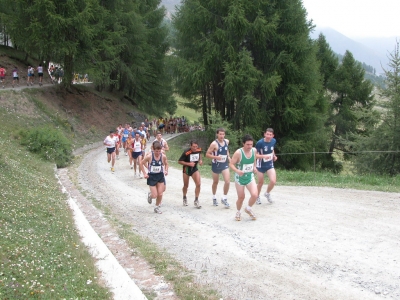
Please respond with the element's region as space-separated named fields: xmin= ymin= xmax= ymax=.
xmin=1 ymin=0 xmax=399 ymax=175
xmin=0 ymin=0 xmax=176 ymax=115
xmin=170 ymin=0 xmax=400 ymax=175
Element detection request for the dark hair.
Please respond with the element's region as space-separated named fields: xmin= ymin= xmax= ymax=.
xmin=266 ymin=128 xmax=274 ymax=133
xmin=242 ymin=134 xmax=253 ymax=144
xmin=216 ymin=127 xmax=225 ymax=134
xmin=152 ymin=141 xmax=162 ymax=150
xmin=190 ymin=140 xmax=198 ymax=146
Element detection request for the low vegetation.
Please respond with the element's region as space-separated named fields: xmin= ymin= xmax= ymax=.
xmin=0 ymin=108 xmax=110 ymax=299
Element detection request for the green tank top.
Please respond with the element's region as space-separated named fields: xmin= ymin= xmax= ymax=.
xmin=235 ymin=148 xmax=255 ymax=185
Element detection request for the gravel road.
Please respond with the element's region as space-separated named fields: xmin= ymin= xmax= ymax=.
xmin=75 ymin=137 xmax=400 ymax=300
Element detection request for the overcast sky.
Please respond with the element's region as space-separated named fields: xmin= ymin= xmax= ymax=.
xmin=302 ymin=0 xmax=400 ymax=38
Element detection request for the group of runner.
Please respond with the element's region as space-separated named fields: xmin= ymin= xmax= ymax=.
xmin=0 ymin=64 xmax=45 ymax=88
xmin=104 ymin=124 xmax=277 ymax=220
xmin=152 ymin=116 xmax=190 ymax=134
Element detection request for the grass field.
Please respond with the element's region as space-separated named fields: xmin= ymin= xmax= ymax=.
xmin=174 ymin=95 xmax=202 ymax=125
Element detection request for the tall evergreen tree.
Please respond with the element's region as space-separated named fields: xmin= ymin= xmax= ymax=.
xmin=326 ymin=50 xmax=374 ymax=158
xmin=173 ymin=0 xmax=329 ymax=169
xmin=315 ymin=33 xmax=338 ymax=89
xmin=352 ymin=42 xmax=400 ymax=175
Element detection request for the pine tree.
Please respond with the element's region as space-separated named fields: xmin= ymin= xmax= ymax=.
xmin=173 ymin=0 xmax=329 ymax=169
xmin=316 ymin=33 xmax=338 ymax=89
xmin=326 ymin=50 xmax=374 ymax=158
xmin=352 ymin=42 xmax=400 ymax=175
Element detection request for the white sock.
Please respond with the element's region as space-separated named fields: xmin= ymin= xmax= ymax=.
xmin=212 ymin=194 xmax=216 ymax=199
xmin=223 ymin=195 xmax=227 ymax=199
xmin=247 ymin=205 xmax=252 ymax=211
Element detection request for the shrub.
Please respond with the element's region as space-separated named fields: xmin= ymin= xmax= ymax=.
xmin=19 ymin=126 xmax=72 ymax=168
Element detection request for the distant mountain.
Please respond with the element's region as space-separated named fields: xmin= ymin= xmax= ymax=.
xmin=310 ymin=27 xmax=389 ymax=74
xmin=352 ymin=36 xmax=399 ymax=61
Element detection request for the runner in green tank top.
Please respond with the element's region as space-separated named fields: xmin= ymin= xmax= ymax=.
xmin=229 ymin=134 xmax=258 ymax=221
xmin=235 ymin=148 xmax=255 ymax=185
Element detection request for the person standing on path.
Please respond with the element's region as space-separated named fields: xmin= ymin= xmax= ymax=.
xmin=255 ymin=128 xmax=277 ymax=204
xmin=229 ymin=134 xmax=258 ymax=221
xmin=178 ymin=140 xmax=203 ymax=208
xmin=27 ymin=66 xmax=34 ymax=86
xmin=12 ymin=67 xmax=19 ymax=88
xmin=205 ymin=127 xmax=231 ymax=208
xmin=0 ymin=66 xmax=6 ymax=88
xmin=140 ymin=141 xmax=168 ymax=214
xmin=37 ymin=64 xmax=44 ymax=86
xmin=103 ymin=130 xmax=117 ymax=173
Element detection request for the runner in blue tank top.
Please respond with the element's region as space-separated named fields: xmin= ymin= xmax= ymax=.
xmin=140 ymin=141 xmax=168 ymax=214
xmin=255 ymin=128 xmax=278 ymax=204
xmin=206 ymin=128 xmax=231 ymax=208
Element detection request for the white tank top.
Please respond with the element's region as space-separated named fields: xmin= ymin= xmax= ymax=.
xmin=133 ymin=139 xmax=142 ymax=152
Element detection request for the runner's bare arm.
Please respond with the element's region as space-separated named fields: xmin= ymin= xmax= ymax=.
xmin=229 ymin=149 xmax=243 ymax=176
xmin=140 ymin=155 xmax=150 ymax=176
xmin=205 ymin=141 xmax=218 ymax=159
xmin=163 ymin=140 xmax=169 ymax=151
xmin=163 ymin=154 xmax=169 ymax=175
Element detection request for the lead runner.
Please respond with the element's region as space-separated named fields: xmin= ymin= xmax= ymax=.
xmin=229 ymin=134 xmax=258 ymax=221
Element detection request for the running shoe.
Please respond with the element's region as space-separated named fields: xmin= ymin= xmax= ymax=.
xmin=139 ymin=173 xmax=143 ymax=178
xmin=130 ymin=166 xmax=133 ymax=169
xmin=244 ymin=207 xmax=256 ymax=220
xmin=213 ymin=198 xmax=218 ymax=206
xmin=111 ymin=167 xmax=115 ymax=173
xmin=154 ymin=206 xmax=162 ymax=214
xmin=221 ymin=198 xmax=230 ymax=209
xmin=147 ymin=192 xmax=152 ymax=204
xmin=235 ymin=211 xmax=241 ymax=221
xmin=264 ymin=192 xmax=273 ymax=203
xmin=134 ymin=172 xmax=137 ymax=177
xmin=194 ymin=199 xmax=201 ymax=209
xmin=183 ymin=196 xmax=188 ymax=206
xmin=256 ymin=197 xmax=262 ymax=205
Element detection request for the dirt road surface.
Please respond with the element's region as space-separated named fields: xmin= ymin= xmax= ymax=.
xmin=72 ymin=138 xmax=400 ymax=299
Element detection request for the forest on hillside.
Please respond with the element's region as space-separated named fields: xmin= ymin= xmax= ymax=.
xmin=0 ymin=0 xmax=399 ymax=175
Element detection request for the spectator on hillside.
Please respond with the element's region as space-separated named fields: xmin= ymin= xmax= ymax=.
xmin=59 ymin=68 xmax=64 ymax=83
xmin=0 ymin=65 xmax=6 ymax=88
xmin=12 ymin=66 xmax=19 ymax=88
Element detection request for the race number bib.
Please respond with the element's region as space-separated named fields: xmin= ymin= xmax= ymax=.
xmin=123 ymin=134 xmax=128 ymax=137
xmin=151 ymin=166 xmax=162 ymax=173
xmin=219 ymin=155 xmax=227 ymax=163
xmin=190 ymin=153 xmax=199 ymax=162
xmin=243 ymin=163 xmax=254 ymax=173
xmin=263 ymin=154 xmax=273 ymax=162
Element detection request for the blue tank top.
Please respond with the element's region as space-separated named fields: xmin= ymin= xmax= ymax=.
xmin=148 ymin=152 xmax=164 ymax=174
xmin=212 ymin=139 xmax=229 ymax=166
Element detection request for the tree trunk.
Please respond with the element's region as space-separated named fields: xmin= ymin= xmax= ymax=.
xmin=202 ymin=88 xmax=208 ymax=126
xmin=63 ymin=54 xmax=73 ymax=90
